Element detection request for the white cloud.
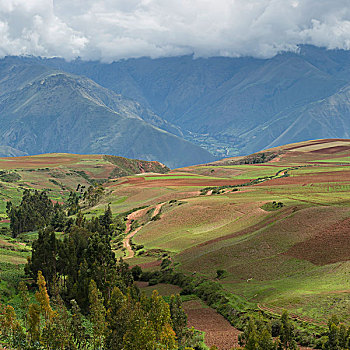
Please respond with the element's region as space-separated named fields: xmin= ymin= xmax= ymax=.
xmin=0 ymin=0 xmax=350 ymax=61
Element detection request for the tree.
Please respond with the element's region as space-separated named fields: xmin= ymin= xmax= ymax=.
xmin=18 ymin=281 xmax=29 ymax=328
xmin=89 ymin=280 xmax=106 ymax=349
xmin=70 ymin=299 xmax=88 ymax=349
xmin=169 ymin=294 xmax=187 ymax=344
xmin=41 ymin=296 xmax=72 ymax=350
xmin=6 ymin=189 xmax=61 ymax=237
xmin=258 ymin=328 xmax=276 ymax=350
xmin=35 ymin=271 xmax=54 ymax=323
xmin=148 ymin=290 xmax=177 ymax=349
xmin=27 ymin=303 xmax=41 ymax=344
xmin=324 ymin=316 xmax=340 ymax=350
xmin=279 ymin=311 xmax=297 ymax=350
xmin=244 ymin=318 xmax=259 ymax=350
xmin=25 ymin=227 xmax=59 ymax=292
xmin=84 ymin=185 xmax=105 ymax=207
xmin=99 ymin=204 xmax=113 ymax=232
xmin=122 ymin=303 xmax=156 ymax=350
xmin=131 ymin=265 xmax=142 ymax=281
xmin=85 ymin=232 xmax=117 ymax=301
xmin=105 ymin=287 xmax=128 ymax=350
xmin=67 ymin=191 xmax=80 ymax=216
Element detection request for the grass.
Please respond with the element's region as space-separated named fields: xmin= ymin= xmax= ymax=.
xmin=3 ymin=141 xmax=350 ymax=327
xmin=144 ymin=175 xmax=224 ymax=180
xmin=312 ymin=156 xmax=350 ymax=163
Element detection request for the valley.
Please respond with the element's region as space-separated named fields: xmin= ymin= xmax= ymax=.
xmin=1 ymin=139 xmax=350 ymax=348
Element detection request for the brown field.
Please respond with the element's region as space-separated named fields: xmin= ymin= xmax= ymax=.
xmin=286 ymin=217 xmax=350 ymax=265
xmin=183 ymin=300 xmax=240 ymax=350
xmin=118 ymin=177 xmax=248 ymax=188
xmin=257 ymin=171 xmax=350 ymax=186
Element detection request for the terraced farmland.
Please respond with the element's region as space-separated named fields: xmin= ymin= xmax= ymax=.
xmin=2 ymin=139 xmax=350 ymax=348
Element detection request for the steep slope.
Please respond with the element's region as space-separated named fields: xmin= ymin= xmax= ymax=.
xmin=179 ymin=54 xmax=345 ymax=134
xmin=0 ymin=62 xmax=214 ymax=168
xmin=0 ymin=146 xmax=27 ymax=157
xmin=39 ymin=47 xmax=350 ymax=157
xmin=242 ymin=85 xmax=350 ymax=153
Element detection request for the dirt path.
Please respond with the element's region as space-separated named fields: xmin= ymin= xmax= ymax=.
xmin=123 ymin=226 xmax=143 ymax=259
xmin=122 ymin=207 xmax=149 ymax=259
xmin=122 ymin=202 xmax=166 ymax=259
xmin=152 ymin=202 xmax=165 ymax=217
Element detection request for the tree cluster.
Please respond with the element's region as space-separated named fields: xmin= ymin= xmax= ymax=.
xmin=238 ymin=312 xmax=297 ymax=350
xmin=322 ymin=316 xmax=350 ymax=350
xmin=0 ymin=197 xmax=198 ymax=349
xmin=6 ymin=189 xmax=65 ymax=237
xmin=0 ymin=271 xmax=191 ymax=350
xmin=25 ymin=206 xmax=117 ymax=308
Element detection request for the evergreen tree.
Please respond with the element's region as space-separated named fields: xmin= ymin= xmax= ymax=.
xmin=7 ymin=189 xmax=61 ymax=237
xmin=324 ymin=316 xmax=340 ymax=350
xmin=26 ymin=228 xmax=59 ymax=292
xmin=18 ymin=281 xmax=29 ymax=328
xmin=279 ymin=311 xmax=297 ymax=350
xmin=35 ymin=271 xmax=54 ymax=323
xmin=244 ymin=318 xmax=259 ymax=350
xmin=148 ymin=290 xmax=177 ymax=349
xmin=123 ymin=302 xmax=156 ymax=350
xmin=99 ymin=204 xmax=113 ymax=232
xmin=27 ymin=303 xmax=41 ymax=344
xmin=169 ymin=294 xmax=188 ymax=344
xmin=85 ymin=232 xmax=117 ymax=301
xmin=89 ymin=280 xmax=106 ymax=349
xmin=258 ymin=328 xmax=276 ymax=350
xmin=105 ymin=286 xmax=128 ymax=350
xmin=70 ymin=299 xmax=88 ymax=349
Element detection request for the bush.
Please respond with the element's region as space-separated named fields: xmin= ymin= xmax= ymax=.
xmin=216 ymin=269 xmax=227 ymax=279
xmin=261 ymin=201 xmax=284 ymax=211
xmin=131 ymin=265 xmax=142 ymax=281
xmin=151 ymin=213 xmax=161 ymax=221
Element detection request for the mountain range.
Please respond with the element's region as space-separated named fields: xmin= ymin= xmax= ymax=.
xmin=2 ymin=45 xmax=350 ymax=166
xmin=0 ymin=58 xmax=213 ymax=168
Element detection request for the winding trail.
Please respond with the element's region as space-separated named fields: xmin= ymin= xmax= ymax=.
xmin=122 ymin=202 xmax=166 ymax=259
xmin=123 ymin=226 xmax=143 ymax=259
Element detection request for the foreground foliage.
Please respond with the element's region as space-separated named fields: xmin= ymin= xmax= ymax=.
xmin=0 ymin=190 xmax=202 ymax=349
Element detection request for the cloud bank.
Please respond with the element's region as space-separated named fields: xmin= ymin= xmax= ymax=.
xmin=1 ymin=0 xmax=350 ymax=61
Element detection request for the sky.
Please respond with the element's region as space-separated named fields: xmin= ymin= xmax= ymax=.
xmin=1 ymin=0 xmax=350 ymax=62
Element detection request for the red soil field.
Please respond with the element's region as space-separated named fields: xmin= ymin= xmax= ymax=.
xmin=0 ymin=156 xmax=79 ymax=168
xmin=257 ymin=171 xmax=350 ymax=186
xmin=137 ymin=260 xmax=162 ymax=269
xmin=120 ymin=177 xmax=249 ymax=188
xmin=309 ymin=145 xmax=350 ymax=154
xmin=183 ymin=300 xmax=240 ymax=350
xmin=286 ymin=217 xmax=350 ymax=265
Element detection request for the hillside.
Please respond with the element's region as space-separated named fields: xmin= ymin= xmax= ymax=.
xmin=38 ymin=46 xmax=350 ymax=157
xmin=94 ymin=139 xmax=350 ymax=326
xmin=2 ymin=140 xmax=350 ymax=348
xmin=0 ymin=58 xmax=214 ymax=168
xmin=0 ymin=153 xmax=169 ymax=215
